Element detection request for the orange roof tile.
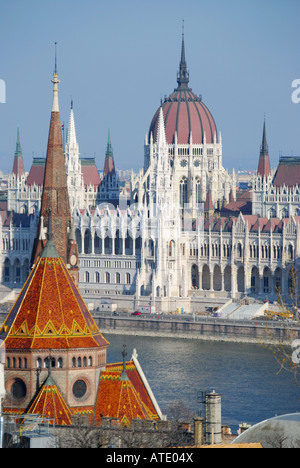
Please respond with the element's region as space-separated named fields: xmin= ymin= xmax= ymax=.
xmin=27 ymin=373 xmax=72 ymax=426
xmin=0 ymin=254 xmax=109 ymax=350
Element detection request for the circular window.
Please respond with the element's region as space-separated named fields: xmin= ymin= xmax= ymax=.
xmin=11 ymin=379 xmax=27 ymax=401
xmin=73 ymin=379 xmax=87 ymax=399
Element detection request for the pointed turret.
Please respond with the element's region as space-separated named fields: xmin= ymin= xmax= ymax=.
xmin=156 ymin=107 xmax=167 ymax=149
xmin=66 ymin=99 xmax=79 ymax=155
xmin=257 ymin=119 xmax=271 ymax=178
xmin=103 ymin=129 xmax=116 ymax=177
xmin=32 ymin=46 xmax=72 ymax=265
xmin=27 ymin=370 xmax=72 ymax=426
xmin=12 ymin=128 xmax=25 ymax=177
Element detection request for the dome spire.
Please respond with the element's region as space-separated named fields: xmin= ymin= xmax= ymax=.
xmin=177 ymin=20 xmax=190 ymax=90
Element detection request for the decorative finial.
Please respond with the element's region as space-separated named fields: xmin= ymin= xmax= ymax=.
xmin=120 ymin=344 xmax=129 ymax=381
xmin=54 ymin=42 xmax=58 ymax=75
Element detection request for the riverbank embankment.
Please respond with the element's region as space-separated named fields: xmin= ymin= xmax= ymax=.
xmin=93 ymin=314 xmax=299 ymax=345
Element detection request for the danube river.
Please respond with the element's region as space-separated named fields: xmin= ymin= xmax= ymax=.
xmin=105 ymin=333 xmax=300 ymax=432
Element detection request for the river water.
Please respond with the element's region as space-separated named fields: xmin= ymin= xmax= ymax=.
xmin=105 ymin=333 xmax=300 ymax=432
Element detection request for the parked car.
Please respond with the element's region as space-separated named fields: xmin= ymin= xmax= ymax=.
xmin=131 ymin=311 xmax=142 ymax=316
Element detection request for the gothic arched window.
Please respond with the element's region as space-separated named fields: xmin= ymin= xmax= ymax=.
xmin=180 ymin=177 xmax=188 ymax=207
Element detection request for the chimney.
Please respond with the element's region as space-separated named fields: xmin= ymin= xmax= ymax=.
xmin=205 ymin=390 xmax=222 ymax=445
xmin=193 ymin=417 xmax=205 ymax=446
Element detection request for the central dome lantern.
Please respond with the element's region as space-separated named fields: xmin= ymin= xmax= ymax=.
xmin=148 ymin=33 xmax=217 ymax=146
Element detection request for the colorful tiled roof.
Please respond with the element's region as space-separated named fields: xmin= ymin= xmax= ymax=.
xmin=0 ymin=248 xmax=109 ymax=350
xmin=27 ymin=373 xmax=72 ymax=426
xmin=95 ymin=360 xmax=160 ymax=426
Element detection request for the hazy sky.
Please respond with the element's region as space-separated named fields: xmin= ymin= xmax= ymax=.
xmin=0 ymin=0 xmax=299 ymax=175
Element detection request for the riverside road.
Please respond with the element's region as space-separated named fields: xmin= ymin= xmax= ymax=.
xmin=92 ymin=312 xmax=300 ymax=344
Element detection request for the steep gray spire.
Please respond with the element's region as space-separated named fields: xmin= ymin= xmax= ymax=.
xmin=260 ymin=119 xmax=269 ymax=156
xmin=177 ymin=23 xmax=190 ymax=90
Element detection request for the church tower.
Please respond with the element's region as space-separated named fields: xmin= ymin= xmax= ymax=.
xmin=32 ymin=47 xmax=79 ymax=281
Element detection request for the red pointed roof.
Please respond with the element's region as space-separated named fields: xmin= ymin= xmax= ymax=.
xmin=257 ymin=154 xmax=271 ymax=179
xmin=27 ymin=374 xmax=72 ymax=426
xmin=0 ymin=244 xmax=109 ymax=350
xmin=12 ymin=155 xmax=25 ymax=178
xmin=95 ymin=360 xmax=160 ymax=425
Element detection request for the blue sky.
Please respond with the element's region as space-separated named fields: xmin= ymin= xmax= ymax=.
xmin=0 ymin=0 xmax=299 ymax=174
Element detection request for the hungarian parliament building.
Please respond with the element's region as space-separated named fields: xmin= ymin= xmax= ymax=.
xmin=1 ymin=37 xmax=299 ymax=312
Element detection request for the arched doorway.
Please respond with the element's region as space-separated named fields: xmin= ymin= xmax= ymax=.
xmin=237 ymin=266 xmax=245 ymax=293
xmin=224 ymin=266 xmax=231 ymax=292
xmin=274 ymin=267 xmax=282 ymax=294
xmin=202 ymin=265 xmax=210 ymax=290
xmin=251 ymin=267 xmax=260 ymax=294
xmin=263 ymin=267 xmax=272 ymax=294
xmin=84 ymin=230 xmax=92 ymax=254
xmin=191 ymin=264 xmax=199 ymax=289
xmin=213 ymin=265 xmax=222 ymax=291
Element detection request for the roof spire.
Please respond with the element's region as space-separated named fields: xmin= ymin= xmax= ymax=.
xmin=15 ymin=127 xmax=22 ymax=156
xmin=51 ymin=42 xmax=60 ymax=113
xmin=103 ymin=128 xmax=116 ymax=176
xmin=257 ymin=117 xmax=271 ymax=178
xmin=12 ymin=127 xmax=25 ymax=177
xmin=260 ymin=117 xmax=268 ymax=155
xmin=120 ymin=344 xmax=130 ymax=381
xmin=177 ymin=20 xmax=190 ymax=90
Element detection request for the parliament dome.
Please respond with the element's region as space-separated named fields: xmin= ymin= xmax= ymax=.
xmin=149 ymin=35 xmax=218 ymax=145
